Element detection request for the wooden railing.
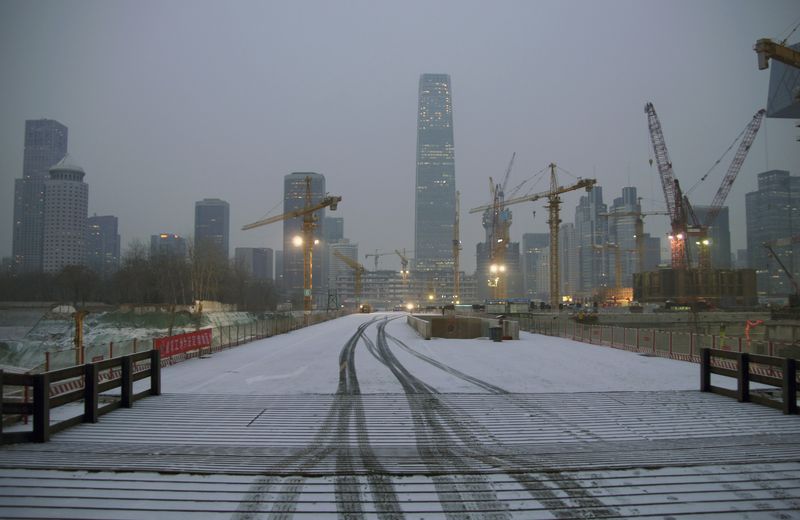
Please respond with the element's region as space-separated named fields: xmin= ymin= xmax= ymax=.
xmin=1 ymin=349 xmax=161 ymax=444
xmin=701 ymin=347 xmax=797 ymax=414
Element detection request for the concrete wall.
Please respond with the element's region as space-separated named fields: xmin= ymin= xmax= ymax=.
xmin=407 ymin=314 xmax=519 ymax=340
xmin=407 ymin=315 xmax=432 ymax=339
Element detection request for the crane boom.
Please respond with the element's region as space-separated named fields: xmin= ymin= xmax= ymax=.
xmin=242 ymin=177 xmax=341 ymax=314
xmin=704 ymin=109 xmax=766 ymax=227
xmin=755 ymin=38 xmax=800 ymax=70
xmin=333 ymin=249 xmax=365 ymax=303
xmin=468 ymin=177 xmax=596 ymax=214
xmin=241 ymin=195 xmax=341 ymax=230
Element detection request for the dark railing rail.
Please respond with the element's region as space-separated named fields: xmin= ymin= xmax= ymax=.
xmin=701 ymin=347 xmax=797 ymax=414
xmin=1 ymin=349 xmax=161 ymax=444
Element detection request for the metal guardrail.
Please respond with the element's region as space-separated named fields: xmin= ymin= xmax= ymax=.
xmin=1 ymin=349 xmax=161 ymax=444
xmin=701 ymin=348 xmax=797 ymax=414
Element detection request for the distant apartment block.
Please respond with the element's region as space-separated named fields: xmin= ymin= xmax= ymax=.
xmin=150 ymin=233 xmax=187 ymax=259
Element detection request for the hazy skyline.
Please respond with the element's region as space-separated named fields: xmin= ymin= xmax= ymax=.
xmin=2 ymin=0 xmax=799 ymax=274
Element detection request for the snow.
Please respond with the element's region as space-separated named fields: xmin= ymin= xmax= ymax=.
xmin=153 ymin=313 xmax=736 ymax=395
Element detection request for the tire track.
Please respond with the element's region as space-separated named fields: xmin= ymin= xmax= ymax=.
xmin=375 ymin=319 xmax=618 ymax=518
xmin=235 ymin=317 xmax=403 ymax=520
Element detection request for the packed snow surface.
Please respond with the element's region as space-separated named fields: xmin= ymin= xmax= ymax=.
xmin=160 ymin=312 xmax=707 ymax=395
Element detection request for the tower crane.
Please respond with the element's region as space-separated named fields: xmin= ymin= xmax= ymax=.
xmin=395 ymin=249 xmax=411 ymax=281
xmin=364 ymin=250 xmax=394 ymax=271
xmin=479 ymin=153 xmax=516 ymax=299
xmin=755 ymin=38 xmax=800 ymax=70
xmin=242 ymin=176 xmax=341 ymax=314
xmin=332 ymin=248 xmax=366 ymax=306
xmin=645 ymin=103 xmax=765 ymax=270
xmin=470 ymin=163 xmax=596 ymax=309
xmin=453 ymin=191 xmax=462 ymax=303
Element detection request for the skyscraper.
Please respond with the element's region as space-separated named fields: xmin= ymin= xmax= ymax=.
xmin=522 ymin=233 xmax=550 ymax=300
xmin=87 ymin=215 xmax=120 ymax=278
xmin=283 ymin=172 xmax=327 ymax=306
xmin=575 ymin=186 xmax=608 ymax=298
xmin=194 ymin=198 xmax=230 ymax=258
xmin=12 ymin=119 xmax=68 ymax=273
xmin=42 ymin=155 xmax=89 ymax=273
xmin=150 ymin=233 xmax=187 ymax=259
xmin=235 ymin=247 xmax=273 ymax=280
xmin=414 ymin=74 xmax=455 ymax=273
xmin=746 ymin=169 xmax=800 ymax=296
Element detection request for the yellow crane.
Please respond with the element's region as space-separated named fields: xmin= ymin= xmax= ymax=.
xmin=364 ymin=250 xmax=394 ymax=271
xmin=755 ymin=38 xmax=800 ymax=70
xmin=470 ymin=163 xmax=596 ymax=309
xmin=453 ymin=191 xmax=461 ymax=303
xmin=242 ymin=176 xmax=341 ymax=313
xmin=332 ymin=248 xmax=366 ymax=306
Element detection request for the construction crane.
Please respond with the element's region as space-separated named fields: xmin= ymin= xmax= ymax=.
xmin=755 ymin=38 xmax=800 ymax=70
xmin=599 ymin=209 xmax=670 ymax=274
xmin=645 ymin=103 xmax=764 ymax=270
xmin=332 ymin=248 xmax=366 ymax=306
xmin=364 ymin=250 xmax=396 ymax=271
xmin=242 ymin=176 xmax=341 ymax=313
xmin=453 ymin=191 xmax=461 ymax=303
xmin=470 ymin=163 xmax=596 ymax=309
xmin=395 ymin=249 xmax=411 ymax=281
xmin=478 ymin=154 xmax=516 ymax=299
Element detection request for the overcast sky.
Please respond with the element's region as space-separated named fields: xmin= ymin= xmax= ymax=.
xmin=1 ymin=0 xmax=799 ymax=273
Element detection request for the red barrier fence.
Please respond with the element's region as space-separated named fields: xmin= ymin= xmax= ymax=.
xmin=154 ymin=329 xmax=213 ymax=359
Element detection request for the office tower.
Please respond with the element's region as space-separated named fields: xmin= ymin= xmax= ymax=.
xmin=283 ymin=172 xmax=327 ymax=306
xmin=12 ymin=119 xmax=68 ymax=272
xmin=414 ymin=73 xmax=456 ymax=273
xmin=235 ymin=247 xmax=273 ymax=280
xmin=41 ymin=155 xmax=88 ymax=273
xmin=559 ymin=223 xmax=579 ymax=301
xmin=688 ymin=206 xmax=731 ymax=269
xmin=150 ymin=233 xmax=187 ymax=259
xmin=275 ymin=250 xmax=283 ymax=291
xmin=746 ymin=170 xmax=800 ymax=296
xmin=522 ymin=233 xmax=550 ymax=300
xmin=87 ymin=215 xmax=120 ymax=278
xmin=575 ymin=186 xmax=608 ymax=297
xmin=736 ymin=249 xmax=748 ymax=269
xmin=642 ymin=234 xmax=662 ymax=271
xmin=323 ymin=217 xmax=344 ymax=242
xmin=607 ymin=187 xmax=640 ymax=287
xmin=194 ymin=198 xmax=230 ymax=258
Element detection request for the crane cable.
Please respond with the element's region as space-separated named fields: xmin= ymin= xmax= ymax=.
xmin=686 ymin=120 xmax=750 ymax=196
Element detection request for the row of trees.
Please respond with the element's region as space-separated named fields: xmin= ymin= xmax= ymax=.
xmin=0 ymin=240 xmax=279 ymax=312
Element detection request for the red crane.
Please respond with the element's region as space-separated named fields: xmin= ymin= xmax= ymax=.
xmin=645 ymin=103 xmax=765 ymax=270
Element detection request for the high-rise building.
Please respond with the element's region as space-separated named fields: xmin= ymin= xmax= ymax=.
xmin=746 ymin=169 xmax=800 ymax=296
xmin=414 ymin=73 xmax=456 ymax=273
xmin=559 ymin=223 xmax=579 ymax=300
xmin=283 ymin=172 xmax=327 ymax=306
xmin=235 ymin=247 xmax=273 ymax=280
xmin=642 ymin=234 xmax=662 ymax=271
xmin=323 ymin=217 xmax=344 ymax=242
xmin=150 ymin=233 xmax=187 ymax=259
xmin=194 ymin=198 xmax=230 ymax=258
xmin=42 ymin=155 xmax=88 ymax=273
xmin=12 ymin=119 xmax=68 ymax=273
xmin=607 ymin=187 xmax=640 ymax=287
xmin=522 ymin=233 xmax=550 ymax=300
xmin=575 ymin=186 xmax=608 ymax=298
xmin=87 ymin=215 xmax=120 ymax=278
xmin=275 ymin=250 xmax=284 ymax=291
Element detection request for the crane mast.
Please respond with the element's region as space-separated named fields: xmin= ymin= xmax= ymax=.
xmin=333 ymin=249 xmax=365 ymax=306
xmin=469 ymin=163 xmax=596 ymax=310
xmin=453 ymin=191 xmax=461 ymax=303
xmin=242 ymin=176 xmax=341 ymax=314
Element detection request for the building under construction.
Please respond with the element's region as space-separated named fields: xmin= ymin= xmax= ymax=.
xmin=633 ymin=268 xmax=757 ymax=308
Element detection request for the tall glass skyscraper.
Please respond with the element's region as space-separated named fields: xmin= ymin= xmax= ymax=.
xmin=12 ymin=119 xmax=68 ymax=273
xmin=414 ymin=74 xmax=456 ymax=273
xmin=194 ymin=198 xmax=230 ymax=258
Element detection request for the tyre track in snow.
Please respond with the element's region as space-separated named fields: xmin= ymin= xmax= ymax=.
xmin=375 ymin=319 xmax=618 ymax=518
xmin=372 ymin=319 xmax=512 ymax=519
xmin=234 ymin=318 xmax=403 ymax=520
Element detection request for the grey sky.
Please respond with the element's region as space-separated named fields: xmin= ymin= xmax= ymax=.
xmin=1 ymin=0 xmax=798 ymax=273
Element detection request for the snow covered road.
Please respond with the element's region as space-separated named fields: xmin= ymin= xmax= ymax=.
xmin=2 ymin=312 xmax=800 ymax=519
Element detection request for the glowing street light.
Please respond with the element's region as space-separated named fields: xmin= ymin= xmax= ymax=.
xmin=292 ymin=235 xmax=303 ymax=247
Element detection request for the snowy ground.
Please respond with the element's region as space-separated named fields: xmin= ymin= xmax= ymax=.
xmin=2 ymin=312 xmax=800 ymax=519
xmin=158 ymin=312 xmax=710 ymax=395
